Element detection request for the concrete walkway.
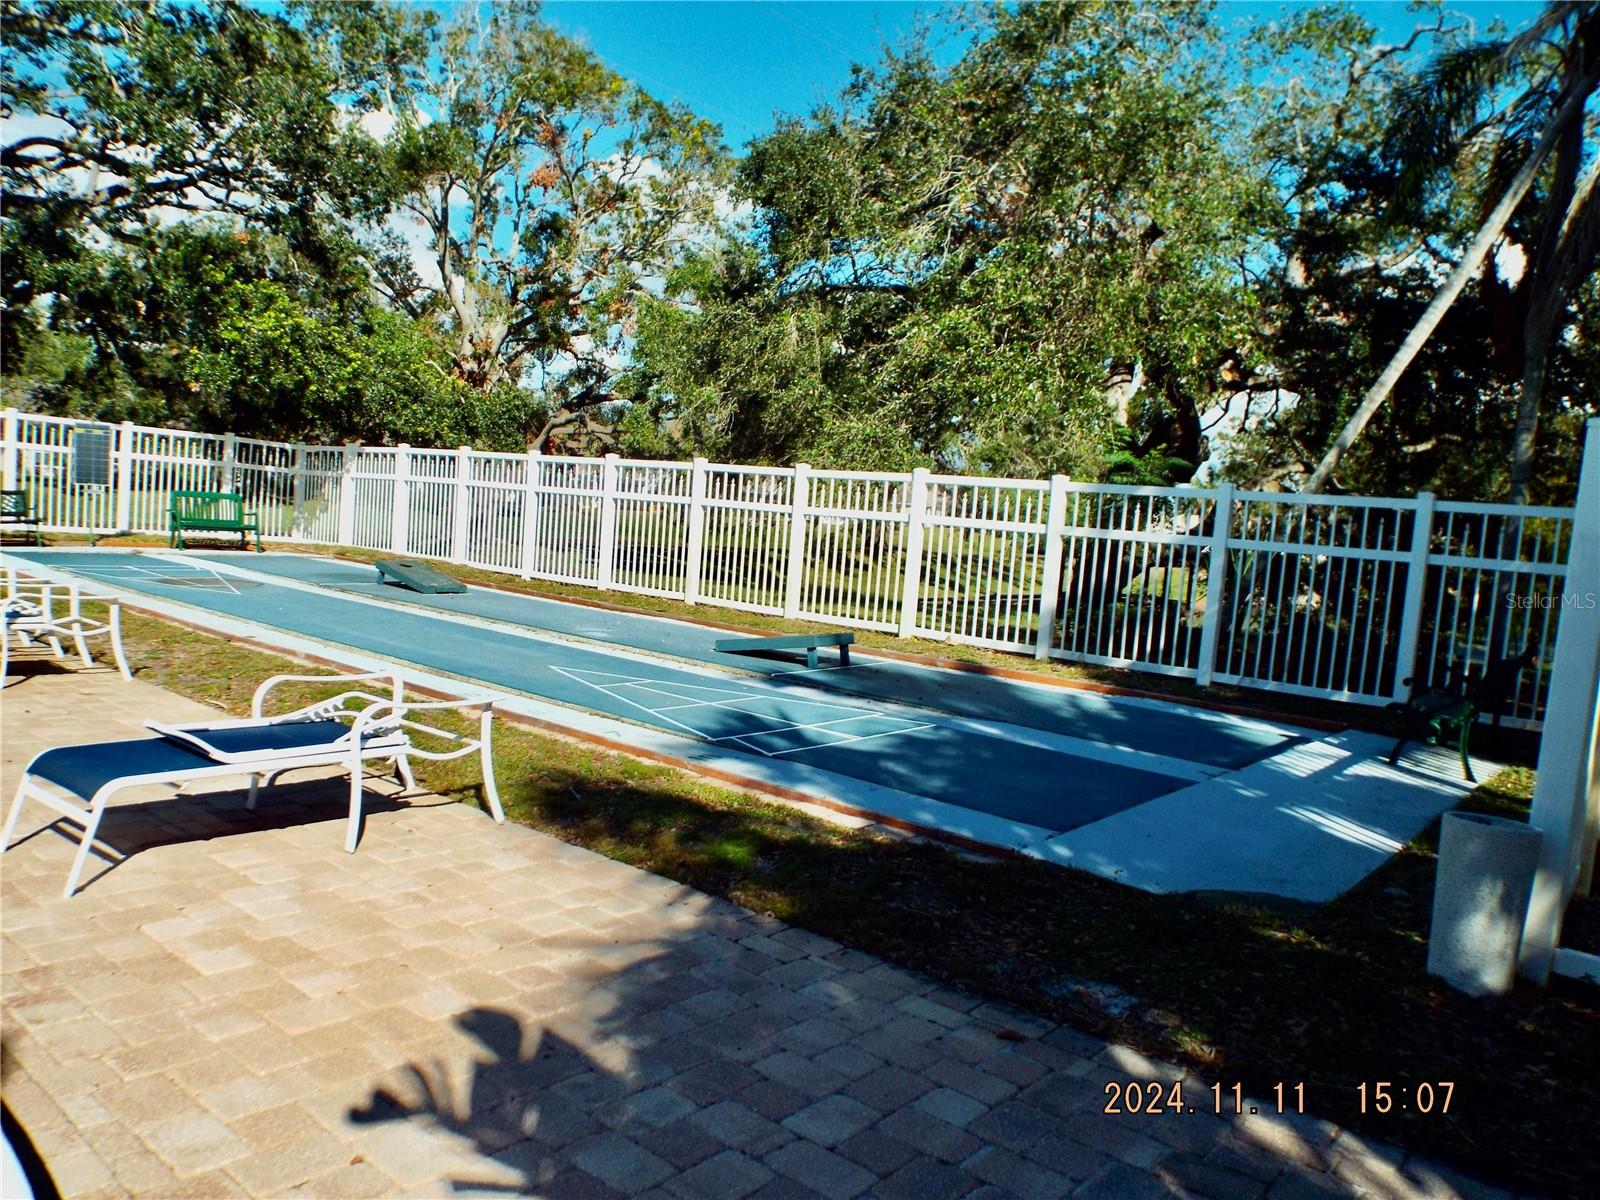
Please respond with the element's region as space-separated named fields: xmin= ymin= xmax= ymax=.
xmin=1 ymin=658 xmax=1526 ymax=1198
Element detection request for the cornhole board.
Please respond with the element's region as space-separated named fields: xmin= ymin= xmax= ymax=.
xmin=375 ymin=559 xmax=467 ymax=594
xmin=713 ymin=631 xmax=853 ymax=669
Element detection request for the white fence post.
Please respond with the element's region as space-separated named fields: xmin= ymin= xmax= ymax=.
xmin=1034 ymin=474 xmax=1070 ymax=660
xmin=784 ymin=463 xmax=811 ymax=619
xmin=291 ymin=443 xmax=307 ymax=540
xmin=597 ymin=453 xmax=619 ymax=589
xmin=451 ymin=446 xmax=472 ymax=563
xmin=391 ymin=444 xmax=411 ymax=553
xmin=1390 ymin=491 xmax=1437 ymax=702
xmin=220 ymin=431 xmax=237 ymax=492
xmin=2 ymin=409 xmax=16 ymax=491
xmin=337 ymin=444 xmax=357 ymax=546
xmin=684 ymin=457 xmax=709 ymax=604
xmin=897 ymin=467 xmax=930 ymax=638
xmin=520 ymin=449 xmax=542 ymax=578
xmin=1194 ymin=482 xmax=1235 ymax=687
xmin=1520 ymin=418 xmax=1600 ymax=984
xmin=114 ymin=420 xmax=134 ymax=533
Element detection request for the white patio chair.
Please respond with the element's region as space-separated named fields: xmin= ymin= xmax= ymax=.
xmin=2 ymin=571 xmax=132 ymax=682
xmin=3 ymin=669 xmax=504 ymax=897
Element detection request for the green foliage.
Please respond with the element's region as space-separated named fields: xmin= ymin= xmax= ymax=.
xmin=628 ymin=1 xmax=1265 ymax=479
xmin=367 ymin=0 xmax=727 ymax=442
xmin=0 ymin=1 xmax=542 ymax=449
xmin=2 ymin=223 xmax=534 ymax=449
xmin=1203 ymin=1 xmax=1598 ymax=504
xmin=1 ymin=0 xmax=400 ymax=243
xmin=2 ymin=0 xmax=1592 ymax=498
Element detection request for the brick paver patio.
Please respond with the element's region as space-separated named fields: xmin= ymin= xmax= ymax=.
xmin=1 ymin=655 xmax=1529 ymax=1198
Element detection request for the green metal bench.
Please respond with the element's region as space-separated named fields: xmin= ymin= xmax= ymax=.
xmin=714 ymin=631 xmax=854 ymax=669
xmin=1 ymin=489 xmax=41 ymax=545
xmin=1387 ymin=645 xmax=1536 ymax=781
xmin=169 ymin=490 xmax=261 ymax=552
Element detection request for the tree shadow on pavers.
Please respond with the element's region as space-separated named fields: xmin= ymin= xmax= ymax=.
xmin=455 ymin=746 xmax=1600 ymax=1198
xmin=349 ymin=1006 xmax=654 ymax=1197
xmin=6 ymin=776 xmax=437 ymax=894
xmin=346 ymin=905 xmax=858 ymax=1198
xmin=344 ymin=906 xmax=1097 ymax=1199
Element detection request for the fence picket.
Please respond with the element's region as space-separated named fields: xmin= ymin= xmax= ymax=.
xmin=114 ymin=421 xmax=134 ymax=532
xmin=391 ymin=444 xmax=410 ymax=553
xmin=898 ymin=468 xmax=928 ymax=637
xmin=1195 ymin=484 xmax=1233 ymax=687
xmin=597 ymin=453 xmax=619 ymax=588
xmin=685 ymin=457 xmax=708 ymax=604
xmin=451 ymin=447 xmax=471 ymax=563
xmin=1391 ymin=492 xmax=1436 ymax=702
xmin=784 ymin=464 xmax=810 ymax=619
xmin=1 ymin=409 xmax=14 ymax=491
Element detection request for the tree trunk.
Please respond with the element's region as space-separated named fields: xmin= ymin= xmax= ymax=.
xmin=1508 ymin=147 xmax=1599 ymax=504
xmin=1301 ymin=67 xmax=1599 ymax=496
xmin=1506 ymin=277 xmax=1567 ymax=506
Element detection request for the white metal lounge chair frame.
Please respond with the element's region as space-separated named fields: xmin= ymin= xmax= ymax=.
xmin=2 ymin=571 xmax=131 ymax=682
xmin=3 ymin=670 xmax=504 ymax=897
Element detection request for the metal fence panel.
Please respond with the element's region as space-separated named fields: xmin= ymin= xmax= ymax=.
xmin=698 ymin=466 xmax=793 ymax=615
xmin=920 ymin=477 xmax=1049 ymax=653
xmin=1213 ymin=493 xmax=1419 ymax=704
xmin=1 ymin=408 xmax=1583 ymax=724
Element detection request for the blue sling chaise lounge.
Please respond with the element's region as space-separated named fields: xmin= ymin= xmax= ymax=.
xmin=3 ymin=670 xmax=503 ymax=897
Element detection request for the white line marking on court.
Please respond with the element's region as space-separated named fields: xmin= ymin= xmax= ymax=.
xmin=712 ymin=713 xmax=908 ymax=742
xmin=551 ymin=665 xmax=933 ymax=759
xmin=647 ymin=690 xmax=898 ymax=720
xmin=551 ymin=666 xmax=715 ymax=740
xmin=762 ymin=723 xmax=936 ymax=758
xmin=46 ymin=558 xmax=245 ymax=595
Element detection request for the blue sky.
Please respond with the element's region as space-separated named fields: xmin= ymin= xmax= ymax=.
xmin=539 ymin=1 xmax=1551 ymax=151
xmin=542 ymin=2 xmax=949 ymax=149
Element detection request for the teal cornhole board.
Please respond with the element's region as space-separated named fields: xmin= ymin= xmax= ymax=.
xmin=714 ymin=631 xmax=853 ymax=669
xmin=375 ymin=559 xmax=467 ymax=594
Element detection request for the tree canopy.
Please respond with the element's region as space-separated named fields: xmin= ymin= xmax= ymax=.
xmin=626 ymin=2 xmax=1265 ymax=481
xmin=364 ymin=0 xmax=724 ymax=448
xmin=1 ymin=0 xmax=1594 ymax=502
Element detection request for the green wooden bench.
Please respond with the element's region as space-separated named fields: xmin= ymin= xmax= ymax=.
xmin=169 ymin=490 xmax=261 ymax=552
xmin=1 ymin=489 xmax=42 ymax=545
xmin=1387 ymin=645 xmax=1535 ymax=781
xmin=714 ymin=631 xmax=854 ymax=669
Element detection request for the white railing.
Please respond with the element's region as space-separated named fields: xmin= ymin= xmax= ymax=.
xmin=3 ymin=408 xmax=1590 ymax=727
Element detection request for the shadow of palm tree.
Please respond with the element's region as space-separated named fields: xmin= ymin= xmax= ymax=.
xmin=349 ymin=1007 xmax=602 ymax=1195
xmin=345 ymin=889 xmax=856 ymax=1198
xmin=350 ymin=978 xmax=713 ymax=1198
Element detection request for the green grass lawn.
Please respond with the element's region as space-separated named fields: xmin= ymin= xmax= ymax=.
xmin=58 ymin=597 xmax=1596 ymax=1199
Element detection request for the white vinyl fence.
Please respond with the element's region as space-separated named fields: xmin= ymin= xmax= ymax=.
xmin=4 ymin=408 xmax=1590 ymax=727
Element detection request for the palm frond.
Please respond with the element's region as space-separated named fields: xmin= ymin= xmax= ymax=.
xmin=1477 ymin=86 xmax=1557 ymax=219
xmin=1498 ymin=0 xmax=1590 ymax=65
xmin=1382 ymin=42 xmax=1508 ymax=217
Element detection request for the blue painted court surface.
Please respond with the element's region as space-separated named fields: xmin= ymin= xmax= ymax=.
xmin=6 ymin=549 xmax=1314 ymax=838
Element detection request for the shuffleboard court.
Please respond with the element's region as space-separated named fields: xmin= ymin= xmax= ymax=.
xmin=192 ymin=551 xmax=1308 ymax=772
xmin=7 ymin=548 xmax=1217 ymax=834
